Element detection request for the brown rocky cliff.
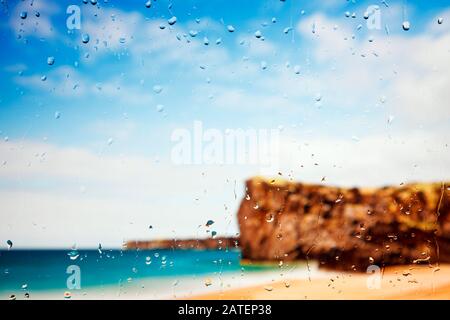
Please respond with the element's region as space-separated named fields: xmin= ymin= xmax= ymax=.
xmin=238 ymin=177 xmax=450 ymax=271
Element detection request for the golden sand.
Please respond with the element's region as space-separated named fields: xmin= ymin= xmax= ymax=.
xmin=192 ymin=264 xmax=450 ymax=300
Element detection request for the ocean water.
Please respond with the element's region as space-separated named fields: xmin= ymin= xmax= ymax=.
xmin=0 ymin=248 xmax=281 ymax=299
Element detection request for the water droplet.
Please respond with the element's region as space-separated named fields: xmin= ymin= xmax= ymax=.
xmin=9 ymin=294 xmax=16 ymax=300
xmin=215 ymin=38 xmax=222 ymax=45
xmin=265 ymin=213 xmax=274 ymax=223
xmin=437 ymin=17 xmax=443 ymax=25
xmin=68 ymin=250 xmax=79 ymax=260
xmin=387 ymin=115 xmax=395 ymax=124
xmin=315 ymin=93 xmax=322 ymax=102
xmin=145 ymin=0 xmax=151 ymax=8
xmin=363 ymin=11 xmax=369 ymax=19
xmin=154 ymin=252 xmax=160 ymax=258
xmin=211 ymin=231 xmax=217 ymax=238
xmin=47 ymin=56 xmax=55 ymax=66
xmin=227 ymin=25 xmax=235 ymax=33
xmin=153 ymin=85 xmax=163 ymax=94
xmin=272 ymin=17 xmax=277 ymax=23
xmin=107 ymin=138 xmax=114 ymax=146
xmin=204 ymin=278 xmax=212 ymax=286
xmin=145 ymin=256 xmax=152 ymax=265
xmin=345 ymin=11 xmax=351 ymax=18
xmin=159 ymin=24 xmax=166 ymax=30
xmin=205 ymin=220 xmax=214 ymax=227
xmin=189 ymin=30 xmax=198 ymax=37
xmin=20 ymin=11 xmax=27 ymax=19
xmin=264 ymin=286 xmax=273 ymax=292
xmin=156 ymin=104 xmax=164 ymax=112
xmin=41 ymin=75 xmax=47 ymax=81
xmin=203 ymin=37 xmax=209 ymax=45
xmin=54 ymin=111 xmax=61 ymax=119
xmin=98 ymin=243 xmax=102 ymax=254
xmin=6 ymin=240 xmax=13 ymax=250
xmin=245 ymin=194 xmax=250 ymax=200
xmin=90 ymin=0 xmax=98 ymax=5
xmin=82 ymin=33 xmax=90 ymax=44
xmin=168 ymin=16 xmax=177 ymax=25
xmin=254 ymin=30 xmax=262 ymax=38
xmin=369 ymin=257 xmax=375 ymax=264
xmin=294 ymin=65 xmax=301 ymax=74
xmin=119 ymin=37 xmax=126 ymax=44
xmin=21 ymin=284 xmax=28 ymax=290
xmin=402 ymin=21 xmax=410 ymax=31
xmin=283 ymin=27 xmax=292 ymax=34
xmin=261 ymin=61 xmax=267 ymax=70
xmin=64 ymin=291 xmax=71 ymax=299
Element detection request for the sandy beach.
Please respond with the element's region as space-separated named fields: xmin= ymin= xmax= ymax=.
xmin=192 ymin=264 xmax=450 ymax=300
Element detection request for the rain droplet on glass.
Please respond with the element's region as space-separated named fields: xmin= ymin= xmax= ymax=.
xmin=82 ymin=34 xmax=90 ymax=44
xmin=261 ymin=61 xmax=267 ymax=70
xmin=402 ymin=21 xmax=410 ymax=31
xmin=153 ymin=85 xmax=163 ymax=94
xmin=47 ymin=56 xmax=55 ymax=66
xmin=168 ymin=16 xmax=177 ymax=25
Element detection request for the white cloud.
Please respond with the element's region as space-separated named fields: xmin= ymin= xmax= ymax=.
xmin=277 ymin=129 xmax=450 ymax=187
xmin=0 ymin=139 xmax=246 ymax=248
xmin=1 ymin=124 xmax=449 ymax=248
xmin=9 ymin=0 xmax=60 ymax=38
xmin=294 ymin=11 xmax=450 ymax=126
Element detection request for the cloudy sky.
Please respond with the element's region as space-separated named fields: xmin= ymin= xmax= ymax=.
xmin=0 ymin=0 xmax=449 ymax=248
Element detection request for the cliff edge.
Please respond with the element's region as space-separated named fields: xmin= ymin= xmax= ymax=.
xmin=238 ymin=177 xmax=450 ymax=271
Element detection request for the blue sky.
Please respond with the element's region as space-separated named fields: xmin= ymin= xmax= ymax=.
xmin=1 ymin=0 xmax=449 ymax=248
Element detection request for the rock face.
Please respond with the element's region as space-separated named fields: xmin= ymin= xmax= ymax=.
xmin=126 ymin=237 xmax=239 ymax=251
xmin=238 ymin=178 xmax=450 ymax=271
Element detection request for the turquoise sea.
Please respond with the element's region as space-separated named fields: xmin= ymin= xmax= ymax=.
xmin=0 ymin=248 xmax=280 ymax=299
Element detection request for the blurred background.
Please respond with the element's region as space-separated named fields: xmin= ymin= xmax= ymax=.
xmin=0 ymin=0 xmax=449 ymax=250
